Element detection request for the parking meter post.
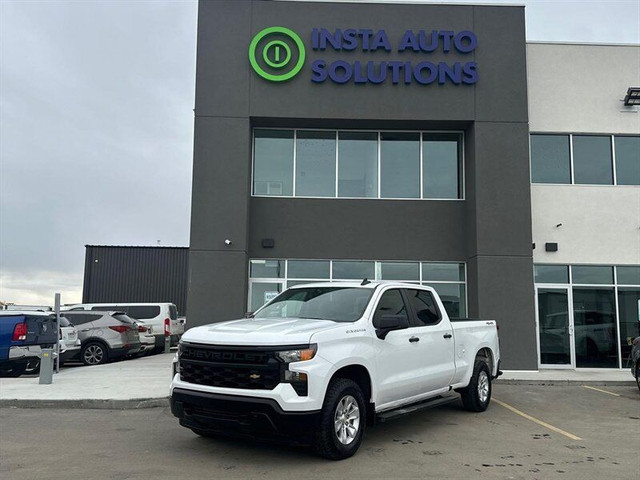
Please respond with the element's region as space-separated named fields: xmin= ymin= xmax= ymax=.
xmin=38 ymin=348 xmax=54 ymax=384
xmin=54 ymin=293 xmax=60 ymax=373
xmin=164 ymin=317 xmax=171 ymax=353
xmin=164 ymin=335 xmax=170 ymax=353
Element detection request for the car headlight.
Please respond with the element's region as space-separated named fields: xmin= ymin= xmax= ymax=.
xmin=275 ymin=344 xmax=317 ymax=363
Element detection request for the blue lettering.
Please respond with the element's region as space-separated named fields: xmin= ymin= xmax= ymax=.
xmin=413 ymin=62 xmax=437 ymax=85
xmin=359 ymin=29 xmax=373 ymax=51
xmin=353 ymin=61 xmax=367 ymax=84
xmin=329 ymin=60 xmax=352 ymax=83
xmin=342 ymin=29 xmax=358 ymax=51
xmin=398 ymin=30 xmax=420 ymax=52
xmin=371 ymin=30 xmax=391 ymax=52
xmin=462 ymin=62 xmax=478 ymax=84
xmin=311 ymin=28 xmax=319 ymax=50
xmin=311 ymin=60 xmax=327 ymax=83
xmin=454 ymin=31 xmax=477 ymax=53
xmin=418 ymin=30 xmax=438 ymax=52
xmin=438 ymin=62 xmax=462 ymax=84
xmin=404 ymin=62 xmax=413 ymax=84
xmin=367 ymin=61 xmax=386 ymax=84
xmin=319 ymin=28 xmax=341 ymax=50
xmin=439 ymin=31 xmax=454 ymax=52
xmin=388 ymin=61 xmax=403 ymax=84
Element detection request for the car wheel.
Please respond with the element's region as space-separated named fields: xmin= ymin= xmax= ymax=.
xmin=314 ymin=378 xmax=366 ymax=460
xmin=24 ymin=358 xmax=41 ymax=375
xmin=81 ymin=342 xmax=108 ymax=366
xmin=460 ymin=359 xmax=492 ymax=412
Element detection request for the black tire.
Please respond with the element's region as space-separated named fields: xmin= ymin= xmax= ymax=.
xmin=314 ymin=378 xmax=366 ymax=460
xmin=81 ymin=342 xmax=109 ymax=366
xmin=460 ymin=359 xmax=492 ymax=412
xmin=24 ymin=358 xmax=41 ymax=375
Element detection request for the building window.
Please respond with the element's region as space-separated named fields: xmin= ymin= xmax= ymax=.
xmin=530 ymin=134 xmax=571 ymax=184
xmin=572 ymin=135 xmax=613 ymax=185
xmin=614 ymin=136 xmax=640 ymax=186
xmin=253 ymin=130 xmax=294 ymax=196
xmin=253 ymin=129 xmax=464 ymax=199
xmin=423 ymin=133 xmax=463 ymax=198
xmin=380 ymin=132 xmax=420 ymax=198
xmin=338 ymin=132 xmax=378 ymax=198
xmin=248 ymin=259 xmax=467 ymax=318
xmin=531 ymin=133 xmax=638 ymax=186
xmin=295 ymin=131 xmax=336 ymax=197
xmin=533 ymin=264 xmax=640 ymax=369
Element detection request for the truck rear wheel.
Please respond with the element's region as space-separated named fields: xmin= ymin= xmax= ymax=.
xmin=460 ymin=359 xmax=492 ymax=412
xmin=314 ymin=378 xmax=366 ymax=460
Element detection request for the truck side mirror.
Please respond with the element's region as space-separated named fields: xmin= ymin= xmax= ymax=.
xmin=373 ymin=314 xmax=409 ymax=340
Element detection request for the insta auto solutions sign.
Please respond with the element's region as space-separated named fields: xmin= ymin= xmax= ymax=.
xmin=249 ymin=27 xmax=478 ymax=86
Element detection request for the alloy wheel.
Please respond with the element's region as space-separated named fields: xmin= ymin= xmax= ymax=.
xmin=84 ymin=345 xmax=104 ymax=365
xmin=334 ymin=395 xmax=360 ymax=445
xmin=478 ymin=370 xmax=490 ymax=403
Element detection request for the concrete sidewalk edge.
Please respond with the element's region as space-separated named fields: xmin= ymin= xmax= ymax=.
xmin=496 ymin=379 xmax=637 ymax=387
xmin=0 ymin=397 xmax=170 ymax=410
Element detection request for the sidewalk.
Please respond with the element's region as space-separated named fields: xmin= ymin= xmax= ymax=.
xmin=498 ymin=368 xmax=636 ymax=386
xmin=1 ymin=353 xmax=635 ymax=410
xmin=0 ymin=352 xmax=174 ymax=409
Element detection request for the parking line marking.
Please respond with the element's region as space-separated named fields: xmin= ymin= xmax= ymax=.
xmin=582 ymin=385 xmax=620 ymax=397
xmin=493 ymin=398 xmax=582 ymax=441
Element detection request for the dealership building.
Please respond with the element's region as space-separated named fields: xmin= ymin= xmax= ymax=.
xmin=127 ymin=0 xmax=638 ymax=372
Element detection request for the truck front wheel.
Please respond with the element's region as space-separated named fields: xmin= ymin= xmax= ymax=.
xmin=314 ymin=378 xmax=366 ymax=460
xmin=460 ymin=359 xmax=492 ymax=412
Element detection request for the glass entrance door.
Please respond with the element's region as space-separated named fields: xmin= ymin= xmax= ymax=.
xmin=536 ymin=287 xmax=575 ymax=368
xmin=248 ymin=280 xmax=284 ymax=313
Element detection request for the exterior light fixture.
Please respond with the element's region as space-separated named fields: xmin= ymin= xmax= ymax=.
xmin=623 ymin=87 xmax=640 ymax=106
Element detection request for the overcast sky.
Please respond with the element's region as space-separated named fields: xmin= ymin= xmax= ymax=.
xmin=1 ymin=0 xmax=639 ymax=306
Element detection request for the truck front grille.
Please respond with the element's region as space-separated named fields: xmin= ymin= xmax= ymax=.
xmin=179 ymin=344 xmax=283 ymax=390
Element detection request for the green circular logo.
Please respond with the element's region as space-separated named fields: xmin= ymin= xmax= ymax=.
xmin=249 ymin=27 xmax=305 ymax=82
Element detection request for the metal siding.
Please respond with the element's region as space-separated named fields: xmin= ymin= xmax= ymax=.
xmin=82 ymin=246 xmax=189 ymax=315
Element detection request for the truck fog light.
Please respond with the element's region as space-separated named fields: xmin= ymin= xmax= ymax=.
xmin=284 ymin=371 xmax=308 ymax=396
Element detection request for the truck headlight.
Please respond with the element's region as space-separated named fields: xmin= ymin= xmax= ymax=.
xmin=275 ymin=344 xmax=317 ymax=363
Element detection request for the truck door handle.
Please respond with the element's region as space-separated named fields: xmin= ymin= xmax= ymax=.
xmin=443 ymin=333 xmax=452 ymax=339
xmin=409 ymin=336 xmax=420 ymax=343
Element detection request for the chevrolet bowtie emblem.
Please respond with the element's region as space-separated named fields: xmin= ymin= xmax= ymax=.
xmin=249 ymin=373 xmax=261 ymax=380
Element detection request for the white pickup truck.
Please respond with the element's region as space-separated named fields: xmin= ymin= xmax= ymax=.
xmin=170 ymin=282 xmax=501 ymax=460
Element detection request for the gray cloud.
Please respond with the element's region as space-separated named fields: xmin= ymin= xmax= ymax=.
xmin=1 ymin=0 xmax=638 ymax=305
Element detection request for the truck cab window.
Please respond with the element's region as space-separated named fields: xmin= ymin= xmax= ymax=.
xmin=406 ymin=289 xmax=441 ymax=326
xmin=373 ymin=289 xmax=408 ymax=323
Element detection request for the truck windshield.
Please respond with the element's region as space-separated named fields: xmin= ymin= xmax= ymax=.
xmin=254 ymin=287 xmax=373 ymax=323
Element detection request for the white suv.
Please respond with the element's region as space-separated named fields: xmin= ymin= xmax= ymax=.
xmin=62 ymin=303 xmax=182 ymax=352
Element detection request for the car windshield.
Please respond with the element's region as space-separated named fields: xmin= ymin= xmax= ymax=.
xmin=254 ymin=287 xmax=374 ymax=323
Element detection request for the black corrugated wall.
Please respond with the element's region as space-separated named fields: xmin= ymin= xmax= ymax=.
xmin=82 ymin=246 xmax=189 ymax=315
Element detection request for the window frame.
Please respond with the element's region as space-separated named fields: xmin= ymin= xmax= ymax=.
xmin=252 ymin=128 xmax=465 ymax=201
xmin=530 ymin=132 xmax=640 ymax=186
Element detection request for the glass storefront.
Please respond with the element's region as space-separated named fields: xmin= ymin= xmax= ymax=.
xmin=535 ymin=264 xmax=640 ymax=369
xmin=248 ymin=259 xmax=466 ymax=318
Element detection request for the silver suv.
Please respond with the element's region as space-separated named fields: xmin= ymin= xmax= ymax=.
xmin=62 ymin=311 xmax=141 ymax=366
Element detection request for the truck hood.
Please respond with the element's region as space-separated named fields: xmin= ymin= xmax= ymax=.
xmin=181 ymin=317 xmax=340 ymax=346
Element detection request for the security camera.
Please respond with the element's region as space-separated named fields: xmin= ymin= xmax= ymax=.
xmin=224 ymin=239 xmax=232 ymax=245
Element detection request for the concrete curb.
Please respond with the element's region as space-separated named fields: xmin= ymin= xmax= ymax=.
xmin=0 ymin=397 xmax=170 ymax=410
xmin=496 ymin=379 xmax=637 ymax=387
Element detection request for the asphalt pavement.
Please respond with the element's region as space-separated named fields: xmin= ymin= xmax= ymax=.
xmin=1 ymin=384 xmax=638 ymax=480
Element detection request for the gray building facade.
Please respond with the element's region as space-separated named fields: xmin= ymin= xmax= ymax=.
xmin=188 ymin=0 xmax=536 ymax=369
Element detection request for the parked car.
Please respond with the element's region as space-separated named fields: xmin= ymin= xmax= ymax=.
xmin=63 ymin=303 xmax=181 ymax=351
xmin=23 ymin=316 xmax=82 ymax=374
xmin=136 ymin=323 xmax=156 ymax=355
xmin=631 ymin=336 xmax=640 ymax=392
xmin=171 ymin=282 xmax=501 ymax=459
xmin=62 ymin=311 xmax=141 ymax=365
xmin=0 ymin=311 xmax=58 ymax=377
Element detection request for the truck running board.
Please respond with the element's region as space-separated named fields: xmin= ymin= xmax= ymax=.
xmin=375 ymin=394 xmax=459 ymax=423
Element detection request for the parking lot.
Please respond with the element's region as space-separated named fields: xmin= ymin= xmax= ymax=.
xmin=1 ymin=383 xmax=637 ymax=480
